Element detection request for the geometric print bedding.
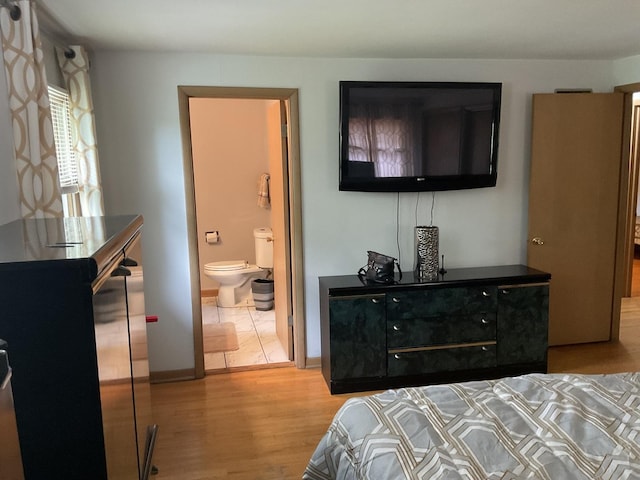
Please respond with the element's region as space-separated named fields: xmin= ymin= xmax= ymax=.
xmin=303 ymin=373 xmax=640 ymax=479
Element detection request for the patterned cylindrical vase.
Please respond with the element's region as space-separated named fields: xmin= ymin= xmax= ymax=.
xmin=415 ymin=226 xmax=439 ymax=280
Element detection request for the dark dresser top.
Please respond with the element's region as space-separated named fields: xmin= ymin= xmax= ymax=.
xmin=0 ymin=215 xmax=142 ymax=279
xmin=320 ymin=264 xmax=551 ymax=296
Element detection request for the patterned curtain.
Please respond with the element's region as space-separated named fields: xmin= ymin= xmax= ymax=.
xmin=56 ymin=45 xmax=104 ymax=216
xmin=0 ymin=0 xmax=63 ymax=218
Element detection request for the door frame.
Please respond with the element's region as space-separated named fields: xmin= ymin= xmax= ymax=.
xmin=613 ymin=82 xmax=640 ymax=340
xmin=177 ymin=86 xmax=306 ymax=377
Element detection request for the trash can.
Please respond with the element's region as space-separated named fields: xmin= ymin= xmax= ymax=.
xmin=251 ymin=279 xmax=274 ymax=311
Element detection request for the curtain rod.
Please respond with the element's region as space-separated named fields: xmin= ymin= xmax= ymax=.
xmin=40 ymin=27 xmax=76 ymax=59
xmin=0 ymin=0 xmax=21 ymax=21
xmin=35 ymin=0 xmax=77 ymax=59
xmin=0 ymin=0 xmax=76 ymax=59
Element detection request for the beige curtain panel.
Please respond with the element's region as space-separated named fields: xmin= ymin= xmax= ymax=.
xmin=0 ymin=0 xmax=63 ymax=218
xmin=56 ymin=45 xmax=105 ymax=217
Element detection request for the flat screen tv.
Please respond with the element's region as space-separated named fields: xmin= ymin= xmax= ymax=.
xmin=339 ymin=81 xmax=502 ymax=192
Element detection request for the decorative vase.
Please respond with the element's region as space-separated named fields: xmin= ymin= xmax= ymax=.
xmin=415 ymin=226 xmax=439 ymax=280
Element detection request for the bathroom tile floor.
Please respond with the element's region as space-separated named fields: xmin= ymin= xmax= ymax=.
xmin=202 ymin=296 xmax=290 ymax=371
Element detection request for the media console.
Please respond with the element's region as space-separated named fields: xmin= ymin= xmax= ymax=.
xmin=320 ymin=264 xmax=551 ymax=394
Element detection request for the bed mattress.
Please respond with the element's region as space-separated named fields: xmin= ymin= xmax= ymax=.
xmin=304 ymin=373 xmax=640 ymax=479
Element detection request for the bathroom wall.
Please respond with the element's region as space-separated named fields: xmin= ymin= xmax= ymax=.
xmin=189 ymin=98 xmax=273 ymax=291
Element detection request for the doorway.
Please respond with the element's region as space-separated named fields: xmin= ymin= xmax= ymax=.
xmin=612 ymin=82 xmax=640 ymax=341
xmin=177 ymin=87 xmax=306 ymax=378
xmin=625 ymin=92 xmax=640 ymax=297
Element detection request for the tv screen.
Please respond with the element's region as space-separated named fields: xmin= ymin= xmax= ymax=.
xmin=339 ymin=81 xmax=502 ymax=192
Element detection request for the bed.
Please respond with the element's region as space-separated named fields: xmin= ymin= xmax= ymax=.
xmin=303 ymin=373 xmax=640 ymax=479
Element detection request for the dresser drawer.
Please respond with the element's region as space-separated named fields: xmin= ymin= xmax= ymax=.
xmin=388 ymin=344 xmax=497 ymax=377
xmin=387 ymin=313 xmax=496 ymax=349
xmin=387 ymin=286 xmax=497 ymax=320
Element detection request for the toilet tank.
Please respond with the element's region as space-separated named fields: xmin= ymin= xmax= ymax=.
xmin=254 ymin=227 xmax=273 ymax=268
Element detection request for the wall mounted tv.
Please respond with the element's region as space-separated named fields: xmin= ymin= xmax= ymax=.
xmin=339 ymin=81 xmax=502 ymax=192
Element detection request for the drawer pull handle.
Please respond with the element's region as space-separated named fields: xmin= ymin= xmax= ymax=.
xmin=392 ymin=297 xmax=400 ymax=303
xmin=482 ymin=346 xmax=489 ymax=352
xmin=482 ymin=291 xmax=491 ymax=297
xmin=501 ymin=289 xmax=510 ymax=295
xmin=371 ymin=298 xmax=380 ymax=304
xmin=481 ymin=318 xmax=489 ymax=325
xmin=392 ymin=324 xmax=400 ymax=331
xmin=394 ymin=354 xmax=401 ymax=360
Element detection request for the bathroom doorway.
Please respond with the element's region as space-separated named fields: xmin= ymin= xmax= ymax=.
xmin=178 ymin=87 xmax=305 ymax=378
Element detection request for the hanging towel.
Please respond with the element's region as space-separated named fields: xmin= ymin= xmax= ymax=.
xmin=258 ymin=173 xmax=270 ymax=208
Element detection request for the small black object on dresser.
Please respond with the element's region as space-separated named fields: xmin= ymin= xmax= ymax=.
xmin=320 ymin=264 xmax=551 ymax=394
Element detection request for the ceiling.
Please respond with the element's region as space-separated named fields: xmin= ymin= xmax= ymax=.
xmin=36 ymin=0 xmax=640 ymax=60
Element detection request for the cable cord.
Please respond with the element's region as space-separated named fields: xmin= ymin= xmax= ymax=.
xmin=396 ymin=192 xmax=401 ymax=264
xmin=430 ymin=191 xmax=436 ymax=226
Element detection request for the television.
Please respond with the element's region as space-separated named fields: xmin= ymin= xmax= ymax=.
xmin=339 ymin=81 xmax=502 ymax=192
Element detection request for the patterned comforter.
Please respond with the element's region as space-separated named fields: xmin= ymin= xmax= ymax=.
xmin=303 ymin=373 xmax=640 ymax=479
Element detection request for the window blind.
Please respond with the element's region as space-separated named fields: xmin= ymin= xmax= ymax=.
xmin=48 ymin=85 xmax=79 ymax=194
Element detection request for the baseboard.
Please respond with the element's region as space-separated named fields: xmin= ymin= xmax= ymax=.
xmin=201 ymin=289 xmax=218 ymax=298
xmin=305 ymin=356 xmax=321 ymax=368
xmin=152 ymin=360 xmax=318 ymax=382
xmin=149 ymin=368 xmax=196 ymax=384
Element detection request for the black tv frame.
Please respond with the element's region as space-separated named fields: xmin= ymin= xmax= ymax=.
xmin=338 ymin=81 xmax=502 ymax=193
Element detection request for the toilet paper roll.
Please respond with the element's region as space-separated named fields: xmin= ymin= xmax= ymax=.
xmin=205 ymin=231 xmax=219 ymax=244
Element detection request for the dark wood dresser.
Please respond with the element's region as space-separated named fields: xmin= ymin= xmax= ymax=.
xmin=320 ymin=264 xmax=551 ymax=394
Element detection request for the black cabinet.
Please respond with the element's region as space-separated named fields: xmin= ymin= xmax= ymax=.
xmin=0 ymin=215 xmax=156 ymax=479
xmin=320 ymin=265 xmax=550 ymax=394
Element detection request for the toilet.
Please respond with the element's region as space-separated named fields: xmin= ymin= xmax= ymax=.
xmin=204 ymin=227 xmax=273 ymax=307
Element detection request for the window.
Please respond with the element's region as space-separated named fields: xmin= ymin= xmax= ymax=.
xmin=349 ymin=116 xmax=414 ymax=177
xmin=48 ymin=85 xmax=79 ymax=216
xmin=348 ymin=103 xmax=415 ymax=178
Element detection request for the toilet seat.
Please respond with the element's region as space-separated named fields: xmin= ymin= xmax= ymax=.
xmin=205 ymin=260 xmax=248 ymax=272
xmin=203 ymin=259 xmax=266 ymax=307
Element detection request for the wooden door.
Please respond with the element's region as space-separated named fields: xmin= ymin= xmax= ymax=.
xmin=267 ymin=100 xmax=293 ymax=359
xmin=528 ymin=93 xmax=624 ymax=345
xmin=624 ymin=98 xmax=640 ymax=296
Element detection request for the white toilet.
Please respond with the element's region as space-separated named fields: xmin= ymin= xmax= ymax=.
xmin=204 ymin=227 xmax=273 ymax=307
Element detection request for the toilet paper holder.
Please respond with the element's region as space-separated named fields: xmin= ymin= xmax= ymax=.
xmin=205 ymin=231 xmax=219 ymax=244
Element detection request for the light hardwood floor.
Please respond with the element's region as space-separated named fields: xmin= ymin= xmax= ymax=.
xmin=149 ymin=297 xmax=640 ymax=480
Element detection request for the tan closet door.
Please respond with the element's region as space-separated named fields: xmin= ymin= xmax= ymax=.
xmin=528 ymin=93 xmax=624 ymax=345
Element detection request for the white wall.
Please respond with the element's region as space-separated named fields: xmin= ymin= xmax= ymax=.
xmin=613 ymin=54 xmax=640 ymax=86
xmin=80 ymin=53 xmax=619 ymax=373
xmin=0 ymin=50 xmax=628 ymax=372
xmin=0 ymin=38 xmax=635 ymax=369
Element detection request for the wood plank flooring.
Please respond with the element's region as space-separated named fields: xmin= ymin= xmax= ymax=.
xmin=149 ymin=297 xmax=640 ymax=480
xmin=149 ymin=366 xmax=365 ymax=479
xmin=548 ymin=296 xmax=640 ymax=374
